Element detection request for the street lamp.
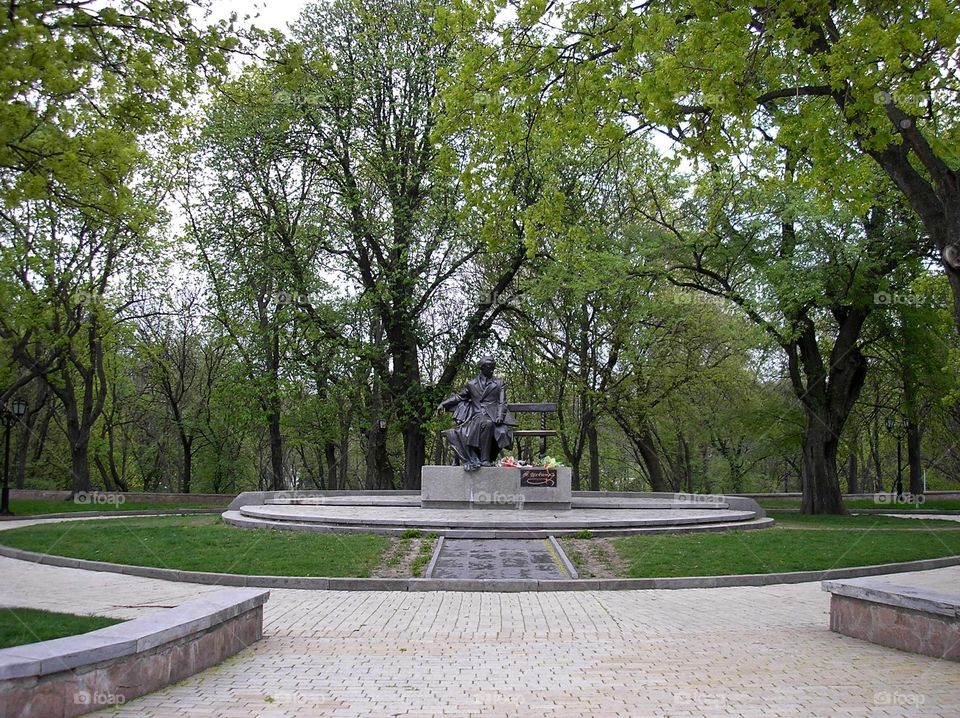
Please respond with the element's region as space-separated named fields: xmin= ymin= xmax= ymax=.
xmin=1 ymin=398 xmax=27 ymax=516
xmin=884 ymin=414 xmax=903 ymax=500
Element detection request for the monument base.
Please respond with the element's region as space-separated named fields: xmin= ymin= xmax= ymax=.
xmin=421 ymin=465 xmax=572 ymax=510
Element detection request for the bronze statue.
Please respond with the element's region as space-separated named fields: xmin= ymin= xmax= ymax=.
xmin=438 ymin=356 xmax=516 ymax=471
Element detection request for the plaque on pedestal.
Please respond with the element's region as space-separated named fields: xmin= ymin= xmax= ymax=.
xmin=420 ymin=466 xmax=572 ymax=510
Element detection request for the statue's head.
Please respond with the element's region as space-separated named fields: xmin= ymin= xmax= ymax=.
xmin=478 ymin=355 xmax=496 ymax=378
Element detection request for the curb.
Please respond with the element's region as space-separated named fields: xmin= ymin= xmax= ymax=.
xmin=0 ymin=509 xmax=224 ymax=522
xmin=547 ymin=535 xmax=579 ymax=579
xmin=422 ymin=536 xmax=445 ymax=579
xmin=221 ymin=511 xmax=776 ymax=538
xmin=1 ymin=542 xmax=957 ymax=592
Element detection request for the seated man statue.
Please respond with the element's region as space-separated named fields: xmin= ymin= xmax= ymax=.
xmin=438 ymin=356 xmax=517 ymax=471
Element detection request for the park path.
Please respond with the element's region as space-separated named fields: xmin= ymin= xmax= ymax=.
xmin=1 ymin=552 xmax=959 ymax=717
xmin=428 ymin=538 xmax=572 ymax=580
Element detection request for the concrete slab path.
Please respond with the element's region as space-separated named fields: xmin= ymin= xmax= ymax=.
xmin=429 ymin=539 xmax=571 ymax=580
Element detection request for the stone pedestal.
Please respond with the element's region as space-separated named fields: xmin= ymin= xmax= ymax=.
xmin=421 ymin=466 xmax=572 ymax=510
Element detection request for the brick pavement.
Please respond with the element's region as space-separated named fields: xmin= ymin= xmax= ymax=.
xmin=0 ymin=512 xmax=958 ymax=717
xmin=1 ymin=555 xmax=958 ymax=717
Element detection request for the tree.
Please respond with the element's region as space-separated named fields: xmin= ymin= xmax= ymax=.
xmin=634 ymin=160 xmax=926 ymax=512
xmin=0 ymin=190 xmax=163 ymax=493
xmin=1 ymin=0 xmax=242 ymax=493
xmin=465 ymin=0 xmax=960 ymax=329
xmin=273 ymin=0 xmax=534 ymax=487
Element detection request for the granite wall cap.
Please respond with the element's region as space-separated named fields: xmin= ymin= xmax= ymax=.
xmin=0 ymin=588 xmax=269 ymax=681
xmin=822 ymin=578 xmax=960 ymax=617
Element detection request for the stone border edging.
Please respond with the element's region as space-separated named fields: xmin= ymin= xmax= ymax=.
xmin=822 ymin=578 xmax=960 ymax=617
xmin=1 ymin=542 xmax=957 ymax=591
xmin=0 ymin=588 xmax=269 ymax=717
xmin=423 ymin=536 xmax=445 ymax=579
xmin=0 ymin=509 xmax=223 ymax=522
xmin=547 ymin=535 xmax=579 ymax=579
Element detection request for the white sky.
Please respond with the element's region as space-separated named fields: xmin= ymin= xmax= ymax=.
xmin=211 ymin=0 xmax=307 ymax=33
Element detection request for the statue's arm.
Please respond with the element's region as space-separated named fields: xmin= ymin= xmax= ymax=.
xmin=439 ymin=385 xmax=470 ymax=411
xmin=496 ymin=382 xmax=507 ymax=423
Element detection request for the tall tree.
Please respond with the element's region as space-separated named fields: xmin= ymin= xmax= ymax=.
xmin=463 ymin=0 xmax=960 ymax=329
xmin=275 ymin=0 xmax=533 ymax=487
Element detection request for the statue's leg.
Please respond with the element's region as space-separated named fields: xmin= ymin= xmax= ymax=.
xmin=443 ymin=429 xmax=469 ymax=467
xmin=474 ymin=417 xmax=495 ymax=465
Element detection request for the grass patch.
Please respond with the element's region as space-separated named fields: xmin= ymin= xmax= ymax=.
xmin=411 ymin=532 xmax=439 ymax=577
xmin=0 ymin=515 xmax=390 ymax=577
xmin=0 ymin=608 xmax=122 ymax=649
xmin=845 ymin=498 xmax=960 ymax=511
xmin=755 ymin=498 xmax=960 ymax=512
xmin=614 ymin=514 xmax=960 ymax=578
xmin=7 ymin=499 xmax=226 ymax=516
xmin=768 ymin=511 xmax=960 ymax=529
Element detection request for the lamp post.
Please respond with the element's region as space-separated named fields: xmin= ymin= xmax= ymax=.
xmin=884 ymin=415 xmax=903 ymax=500
xmin=1 ymin=398 xmax=27 ymax=516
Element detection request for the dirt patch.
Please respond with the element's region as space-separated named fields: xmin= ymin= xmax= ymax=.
xmin=560 ymin=537 xmax=629 ymax=578
xmin=372 ymin=533 xmax=438 ymax=578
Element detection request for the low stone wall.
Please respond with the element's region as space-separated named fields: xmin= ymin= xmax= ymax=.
xmin=0 ymin=588 xmax=269 ymax=718
xmin=822 ymin=578 xmax=959 ymax=661
xmin=10 ymin=490 xmax=233 ymax=505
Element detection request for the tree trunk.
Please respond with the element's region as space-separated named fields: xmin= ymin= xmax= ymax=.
xmin=799 ymin=411 xmax=846 ymax=514
xmin=587 ymin=423 xmax=600 ymax=492
xmin=69 ymin=434 xmax=92 ymax=494
xmin=636 ymin=424 xmax=667 ymax=492
xmin=180 ymin=432 xmax=193 ymax=494
xmin=325 ymin=441 xmax=338 ymax=490
xmin=570 ymin=462 xmax=582 ymax=492
xmin=15 ymin=401 xmax=42 ymax=490
xmin=402 ymin=421 xmax=425 ymax=490
xmin=268 ymin=408 xmax=284 ymax=491
xmin=266 ymin=325 xmax=285 ymax=492
xmin=785 ymin=305 xmax=867 ymax=514
xmin=700 ymin=443 xmax=712 ymax=494
xmin=366 ymin=424 xmax=392 ymax=489
xmin=846 ymin=447 xmax=859 ymax=495
xmin=906 ymin=419 xmax=923 ymax=496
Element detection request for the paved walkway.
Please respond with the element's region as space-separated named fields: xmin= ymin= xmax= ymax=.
xmin=1 ymin=554 xmax=959 ymax=717
xmin=429 ymin=539 xmax=571 ymax=580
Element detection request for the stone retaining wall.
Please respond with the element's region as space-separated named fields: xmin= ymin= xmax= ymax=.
xmin=0 ymin=588 xmax=269 ymax=718
xmin=10 ymin=490 xmax=232 ymax=505
xmin=823 ymin=578 xmax=959 ymax=661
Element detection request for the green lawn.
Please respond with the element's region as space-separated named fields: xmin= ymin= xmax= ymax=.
xmin=0 ymin=515 xmax=390 ymax=577
xmin=0 ymin=607 xmax=122 ymax=649
xmin=613 ymin=512 xmax=960 ymax=578
xmin=755 ymin=497 xmax=960 ymax=512
xmin=6 ymin=499 xmax=227 ymax=516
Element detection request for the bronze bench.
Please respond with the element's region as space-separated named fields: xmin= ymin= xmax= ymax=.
xmin=508 ymin=402 xmax=558 ymax=461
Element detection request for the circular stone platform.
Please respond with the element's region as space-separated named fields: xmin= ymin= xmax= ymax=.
xmin=222 ymin=490 xmax=773 ymax=538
